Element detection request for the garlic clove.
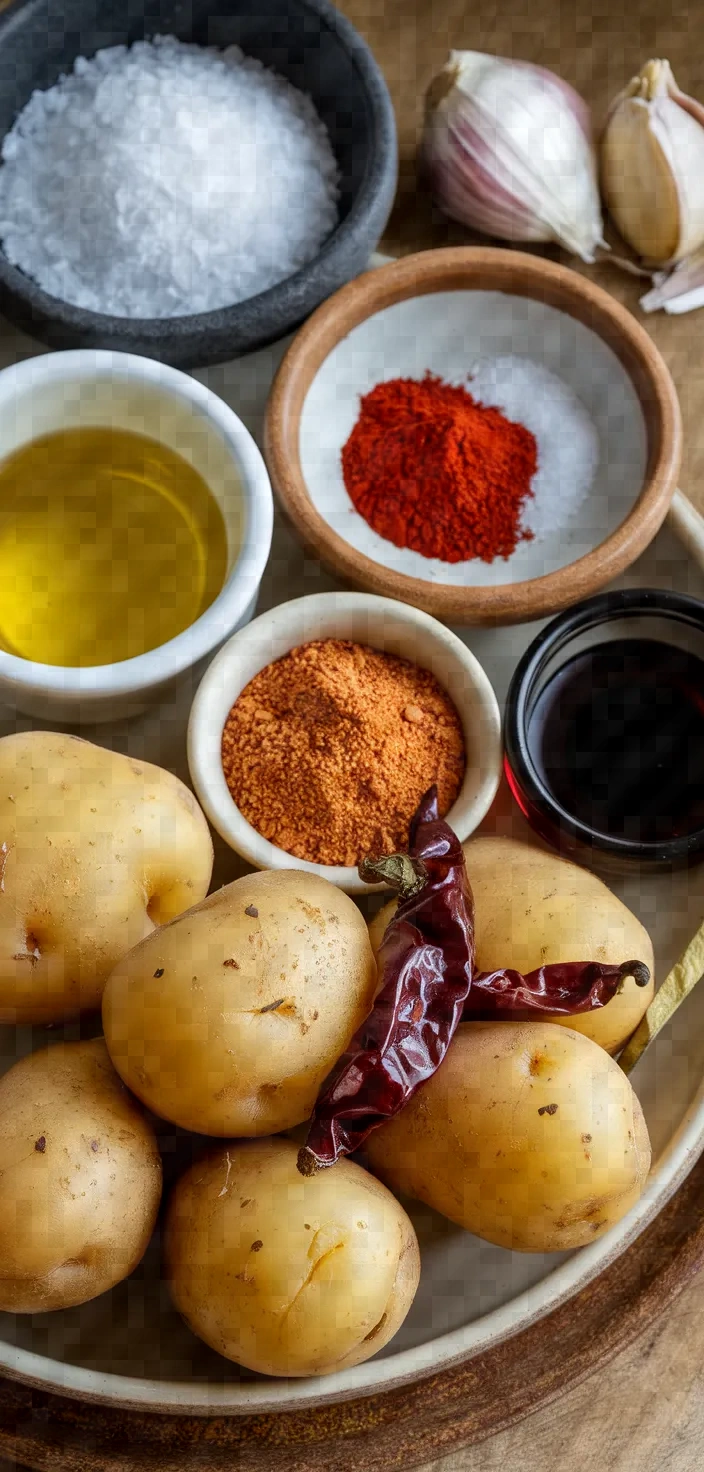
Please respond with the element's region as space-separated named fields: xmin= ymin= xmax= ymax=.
xmin=602 ymin=96 xmax=681 ymax=263
xmin=640 ymin=243 xmax=704 ymax=313
xmin=601 ymin=59 xmax=704 ymax=266
xmin=422 ymin=51 xmax=604 ymax=262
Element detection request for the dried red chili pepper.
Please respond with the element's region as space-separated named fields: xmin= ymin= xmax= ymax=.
xmin=296 ymin=790 xmax=651 ymax=1176
xmin=466 ymin=958 xmax=650 ymax=1021
xmin=297 ymin=787 xmax=474 ymax=1176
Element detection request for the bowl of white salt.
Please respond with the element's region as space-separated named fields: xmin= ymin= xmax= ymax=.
xmin=0 ymin=0 xmax=397 ymax=368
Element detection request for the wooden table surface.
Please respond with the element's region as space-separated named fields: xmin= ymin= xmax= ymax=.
xmin=339 ymin=0 xmax=704 ymax=1467
xmin=1 ymin=5 xmax=702 ymax=1469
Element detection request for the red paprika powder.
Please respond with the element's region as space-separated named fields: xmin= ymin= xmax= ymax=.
xmin=341 ymin=373 xmax=538 ymax=563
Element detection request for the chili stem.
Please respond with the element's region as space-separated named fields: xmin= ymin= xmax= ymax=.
xmin=619 ymin=916 xmax=704 ymax=1075
xmin=358 ymin=853 xmax=428 ymax=897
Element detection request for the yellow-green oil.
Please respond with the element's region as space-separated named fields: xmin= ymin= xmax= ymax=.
xmin=0 ymin=426 xmax=229 ymax=666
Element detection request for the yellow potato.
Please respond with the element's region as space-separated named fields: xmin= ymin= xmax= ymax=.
xmin=367 ymin=901 xmax=395 ymax=959
xmin=0 ymin=1038 xmax=162 ymax=1312
xmin=365 ymin=1021 xmax=651 ymax=1253
xmin=164 ymin=1137 xmax=420 ymax=1376
xmin=0 ymin=731 xmax=213 ymax=1023
xmin=368 ymin=836 xmax=654 ymax=1054
xmin=103 ymin=870 xmax=377 ymax=1136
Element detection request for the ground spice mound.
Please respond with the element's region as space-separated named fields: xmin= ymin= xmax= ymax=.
xmin=341 ymin=373 xmax=538 ymax=563
xmin=221 ymin=639 xmax=466 ymax=866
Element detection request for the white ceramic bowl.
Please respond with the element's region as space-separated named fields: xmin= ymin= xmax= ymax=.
xmin=0 ymin=350 xmax=273 ymax=723
xmin=187 ymin=590 xmax=502 ymax=892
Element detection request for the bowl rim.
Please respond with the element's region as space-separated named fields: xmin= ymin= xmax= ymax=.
xmin=0 ymin=0 xmax=398 ymax=342
xmin=264 ymin=246 xmax=683 ymax=626
xmin=0 ymin=349 xmax=274 ymax=696
xmin=186 ymin=589 xmax=503 ymax=891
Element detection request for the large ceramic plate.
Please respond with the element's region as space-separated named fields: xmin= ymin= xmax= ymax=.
xmin=0 ymin=280 xmax=703 ymax=1417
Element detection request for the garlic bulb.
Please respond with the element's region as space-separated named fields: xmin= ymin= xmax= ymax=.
xmin=422 ymin=51 xmax=604 ymax=262
xmin=601 ymin=59 xmax=704 ymax=265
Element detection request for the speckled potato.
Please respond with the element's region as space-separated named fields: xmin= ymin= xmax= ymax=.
xmin=164 ymin=1137 xmax=420 ymax=1376
xmin=369 ymin=836 xmax=655 ymax=1054
xmin=0 ymin=1038 xmax=162 ymax=1312
xmin=0 ymin=731 xmax=213 ymax=1024
xmin=103 ymin=870 xmax=377 ymax=1136
xmin=365 ymin=1021 xmax=651 ymax=1253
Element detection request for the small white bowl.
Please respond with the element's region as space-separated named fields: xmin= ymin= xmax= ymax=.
xmin=187 ymin=591 xmax=502 ymax=892
xmin=0 ymin=350 xmax=274 ymax=723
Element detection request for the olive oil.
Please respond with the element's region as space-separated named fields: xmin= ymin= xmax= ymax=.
xmin=0 ymin=426 xmax=228 ymax=666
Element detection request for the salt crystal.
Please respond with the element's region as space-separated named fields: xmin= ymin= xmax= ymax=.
xmin=464 ymin=355 xmax=600 ymax=541
xmin=0 ymin=36 xmax=340 ymax=318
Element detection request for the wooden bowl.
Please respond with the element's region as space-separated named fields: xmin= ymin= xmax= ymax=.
xmin=264 ymin=248 xmax=682 ymax=625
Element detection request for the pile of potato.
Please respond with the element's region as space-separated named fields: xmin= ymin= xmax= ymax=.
xmin=0 ymin=732 xmax=655 ymax=1378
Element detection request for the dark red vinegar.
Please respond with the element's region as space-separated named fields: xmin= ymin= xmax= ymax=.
xmin=526 ymin=638 xmax=704 ymax=844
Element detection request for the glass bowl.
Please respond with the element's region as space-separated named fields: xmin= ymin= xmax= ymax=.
xmin=503 ymin=587 xmax=704 ymax=871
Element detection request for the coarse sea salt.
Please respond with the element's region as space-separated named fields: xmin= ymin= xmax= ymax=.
xmin=464 ymin=355 xmax=600 ymax=542
xmin=0 ymin=36 xmax=340 ymax=319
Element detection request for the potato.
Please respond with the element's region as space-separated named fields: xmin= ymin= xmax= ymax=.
xmin=103 ymin=870 xmax=377 ymax=1137
xmin=0 ymin=731 xmax=213 ymax=1024
xmin=365 ymin=1021 xmax=651 ymax=1253
xmin=164 ymin=1137 xmax=420 ymax=1376
xmin=0 ymin=1038 xmax=162 ymax=1312
xmin=369 ymin=836 xmax=654 ymax=1054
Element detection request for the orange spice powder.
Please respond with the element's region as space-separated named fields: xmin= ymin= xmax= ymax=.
xmin=221 ymin=639 xmax=466 ymax=867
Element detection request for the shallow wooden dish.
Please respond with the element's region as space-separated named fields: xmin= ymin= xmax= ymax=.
xmin=265 ymin=248 xmax=682 ymax=625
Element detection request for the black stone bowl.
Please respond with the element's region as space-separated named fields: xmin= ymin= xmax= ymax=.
xmin=0 ymin=0 xmax=397 ymax=366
